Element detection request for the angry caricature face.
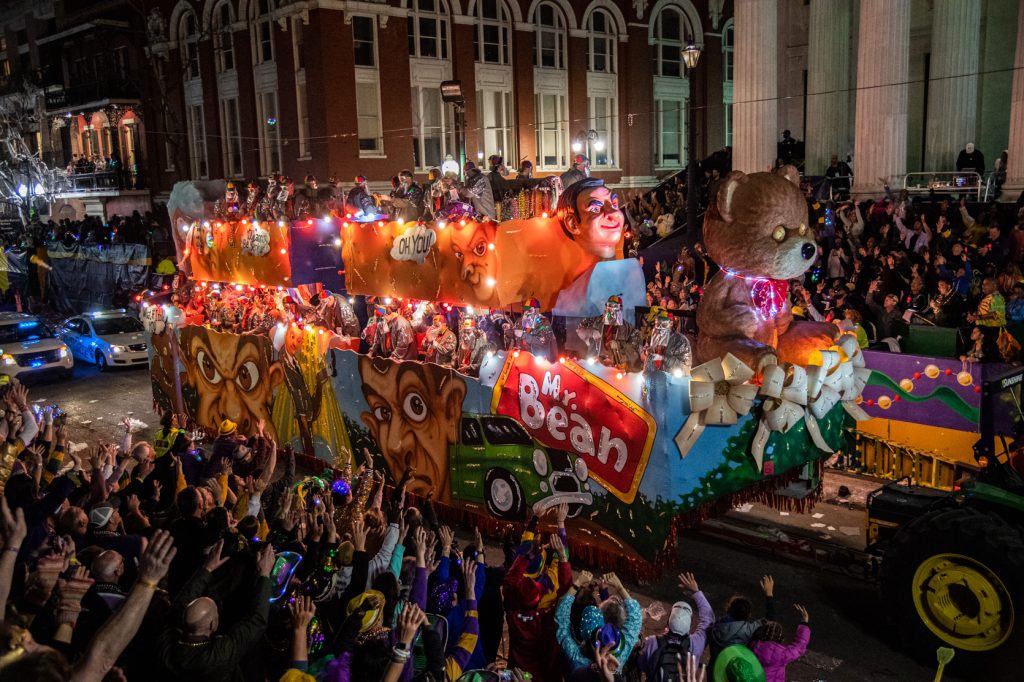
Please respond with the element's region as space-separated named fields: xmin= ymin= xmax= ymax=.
xmin=450 ymin=221 xmax=498 ymax=302
xmin=358 ymin=356 xmax=466 ymax=501
xmin=181 ymin=327 xmax=284 ymax=438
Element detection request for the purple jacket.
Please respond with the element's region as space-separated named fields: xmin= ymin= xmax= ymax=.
xmin=637 ymin=590 xmax=714 ymax=673
xmin=750 ymin=624 xmax=810 ymax=682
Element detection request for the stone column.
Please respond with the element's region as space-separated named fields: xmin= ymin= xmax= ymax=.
xmin=1003 ymin=0 xmax=1024 ymax=198
xmin=732 ymin=0 xmax=777 ymax=174
xmin=805 ymin=0 xmax=851 ymax=176
xmin=851 ymin=0 xmax=911 ymax=196
xmin=924 ymin=0 xmax=981 ymax=172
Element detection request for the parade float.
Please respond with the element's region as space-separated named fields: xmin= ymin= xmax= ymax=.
xmin=149 ymin=168 xmax=873 ymax=577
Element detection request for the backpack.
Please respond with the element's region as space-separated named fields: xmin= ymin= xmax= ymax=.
xmin=652 ymin=632 xmax=691 ymax=682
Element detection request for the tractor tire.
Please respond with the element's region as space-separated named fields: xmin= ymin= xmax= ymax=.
xmin=881 ymin=506 xmax=1024 ymax=676
xmin=484 ymin=468 xmax=525 ymax=521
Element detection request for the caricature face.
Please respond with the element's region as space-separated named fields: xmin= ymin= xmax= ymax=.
xmin=359 ymin=357 xmax=466 ymax=501
xmin=181 ymin=328 xmax=283 ymax=438
xmin=568 ymin=185 xmax=624 ymax=259
xmin=450 ymin=221 xmax=498 ymax=299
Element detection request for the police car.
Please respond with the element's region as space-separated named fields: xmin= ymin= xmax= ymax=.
xmin=0 ymin=313 xmax=73 ymax=380
xmin=57 ymin=309 xmax=148 ymax=371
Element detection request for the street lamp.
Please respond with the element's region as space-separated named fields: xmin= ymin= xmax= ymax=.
xmin=573 ymin=129 xmax=601 ymax=160
xmin=16 ymin=184 xmax=27 ymax=198
xmin=681 ymin=40 xmax=702 ymax=243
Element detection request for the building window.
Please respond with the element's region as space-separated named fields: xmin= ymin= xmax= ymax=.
xmin=296 ymin=81 xmax=310 ymax=158
xmin=534 ymin=2 xmax=566 ymax=70
xmin=213 ymin=1 xmax=235 ymax=73
xmin=408 ymin=0 xmax=449 ymax=60
xmin=474 ymin=0 xmax=512 ymax=65
xmin=476 ymin=89 xmax=514 ymax=162
xmin=179 ymin=11 xmax=201 ymax=81
xmin=655 ymin=99 xmax=685 ymax=167
xmin=187 ymin=104 xmax=208 ymax=179
xmin=587 ymin=9 xmax=616 ymax=74
xmin=353 ymin=16 xmax=376 ymax=67
xmin=220 ymin=97 xmax=243 ymax=177
xmin=588 ymin=95 xmax=617 ymax=167
xmin=256 ymin=91 xmax=281 ymax=172
xmin=535 ymin=92 xmax=567 ymax=170
xmin=412 ymin=85 xmax=449 ymax=170
xmin=356 ymin=80 xmax=383 ymax=154
xmin=253 ymin=0 xmax=275 ymax=64
xmin=722 ymin=18 xmax=734 ymax=147
xmin=292 ymin=17 xmax=309 ymax=158
xmin=653 ymin=6 xmax=695 ymax=78
xmin=352 ymin=15 xmax=382 ymax=156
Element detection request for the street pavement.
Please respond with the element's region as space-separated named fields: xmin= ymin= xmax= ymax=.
xmin=29 ymin=364 xmax=953 ymax=682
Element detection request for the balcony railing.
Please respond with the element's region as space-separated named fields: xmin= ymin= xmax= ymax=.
xmin=45 ymin=78 xmax=140 ymax=111
xmin=62 ymin=169 xmax=145 ymax=192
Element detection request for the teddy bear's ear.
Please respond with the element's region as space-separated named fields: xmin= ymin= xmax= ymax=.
xmin=717 ymin=171 xmax=747 ymax=223
xmin=774 ymin=164 xmax=801 ymax=187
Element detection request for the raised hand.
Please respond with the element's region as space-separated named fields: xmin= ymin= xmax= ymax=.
xmin=549 ymin=533 xmax=567 ymax=561
xmin=203 ymin=538 xmax=230 ymax=572
xmin=463 ymin=558 xmax=479 ymax=596
xmin=351 ymin=517 xmax=368 ymax=552
xmin=438 ymin=525 xmax=454 ymax=556
xmin=138 ymin=530 xmax=176 ymax=585
xmin=794 ymin=603 xmax=810 ymax=624
xmin=678 ymin=571 xmax=699 ymax=593
xmin=760 ymin=575 xmax=774 ymax=597
xmin=594 ymin=643 xmax=619 ymax=682
xmin=256 ymin=543 xmax=276 ymax=577
xmin=0 ymin=497 xmax=27 ymax=550
xmin=396 ymin=601 xmax=428 ymax=646
xmin=289 ymin=594 xmax=315 ymax=632
xmin=573 ymin=570 xmax=594 ymax=589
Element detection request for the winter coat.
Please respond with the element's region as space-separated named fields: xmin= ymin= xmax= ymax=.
xmin=750 ymin=624 xmax=811 ymax=682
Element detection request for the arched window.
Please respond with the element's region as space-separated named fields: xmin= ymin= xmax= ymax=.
xmin=408 ymin=0 xmax=449 ymax=60
xmin=252 ymin=0 xmax=275 ymax=64
xmin=179 ymin=10 xmax=200 ymax=81
xmin=534 ymin=2 xmax=565 ymax=70
xmin=587 ymin=8 xmax=617 ymax=74
xmin=213 ymin=1 xmax=235 ymax=73
xmin=474 ymin=0 xmax=512 ymax=65
xmin=722 ymin=18 xmax=734 ymax=147
xmin=652 ymin=4 xmax=697 ymax=78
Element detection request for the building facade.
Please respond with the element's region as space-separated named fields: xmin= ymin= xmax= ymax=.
xmin=0 ymin=0 xmax=1021 ymax=213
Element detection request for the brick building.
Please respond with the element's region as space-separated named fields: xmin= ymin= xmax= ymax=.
xmin=1 ymin=0 xmax=1022 ymax=215
xmin=0 ymin=0 xmax=733 ymax=209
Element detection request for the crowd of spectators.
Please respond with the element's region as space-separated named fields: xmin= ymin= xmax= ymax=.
xmin=0 ymin=379 xmax=815 ymax=682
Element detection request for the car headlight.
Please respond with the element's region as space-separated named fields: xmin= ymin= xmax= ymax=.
xmin=533 ymin=449 xmax=548 ymax=476
xmin=58 ymin=346 xmax=68 ymax=358
xmin=111 ymin=345 xmax=126 ymax=353
xmin=1 ymin=354 xmax=14 ymax=366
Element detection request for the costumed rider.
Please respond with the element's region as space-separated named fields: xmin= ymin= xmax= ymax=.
xmin=421 ymin=313 xmax=457 ymax=366
xmin=641 ymin=310 xmax=691 ymax=375
xmin=511 ymin=298 xmax=558 ymax=362
xmin=215 ymin=181 xmax=241 ymax=221
xmin=308 ymin=290 xmax=360 ymax=338
xmin=345 ymin=175 xmax=383 ymax=221
xmin=370 ymin=303 xmax=418 ymax=361
xmin=577 ymin=295 xmax=641 ymax=371
xmin=455 ymin=316 xmax=491 ymax=376
xmin=478 ymin=307 xmax=513 ymax=351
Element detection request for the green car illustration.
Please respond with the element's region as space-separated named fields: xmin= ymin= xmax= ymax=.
xmin=450 ymin=413 xmax=592 ymax=521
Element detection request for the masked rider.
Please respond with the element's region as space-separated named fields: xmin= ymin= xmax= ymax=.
xmin=577 ymin=295 xmax=641 ymax=371
xmin=511 ymin=298 xmax=558 ymax=362
xmin=456 ymin=317 xmax=492 ymax=376
xmin=421 ymin=314 xmax=457 ymax=366
xmin=641 ymin=310 xmax=691 ymax=375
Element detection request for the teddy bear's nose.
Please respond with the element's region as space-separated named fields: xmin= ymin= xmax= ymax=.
xmin=801 ymin=242 xmax=816 ymax=260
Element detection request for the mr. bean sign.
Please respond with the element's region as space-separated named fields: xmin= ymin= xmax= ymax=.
xmin=492 ymin=353 xmax=656 ymax=503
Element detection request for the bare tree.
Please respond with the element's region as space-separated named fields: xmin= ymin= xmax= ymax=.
xmin=0 ymin=84 xmax=69 ymax=224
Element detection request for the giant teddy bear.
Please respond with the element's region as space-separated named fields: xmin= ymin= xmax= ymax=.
xmin=696 ymin=166 xmax=837 ymax=369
